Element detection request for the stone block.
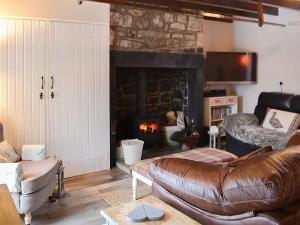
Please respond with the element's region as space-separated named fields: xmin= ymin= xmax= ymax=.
xmin=111 ymin=12 xmax=133 ymax=28
xmin=153 ymin=15 xmax=164 ymax=28
xmin=118 ymin=40 xmax=132 ymax=48
xmin=136 ymin=17 xmax=149 ymax=29
xmin=131 ymin=41 xmax=144 ymax=49
xmin=148 ymin=96 xmax=159 ymax=105
xmin=181 ymin=39 xmax=196 ymax=47
xmin=172 ymin=33 xmax=184 ymax=39
xmin=188 ymin=16 xmax=203 ymax=31
xmin=177 ymin=15 xmax=187 ymax=24
xmin=160 ymin=93 xmax=171 ymax=103
xmin=128 ymin=9 xmax=145 ymax=17
xmin=184 ymin=34 xmax=196 ymax=41
xmin=197 ymin=32 xmax=204 ymax=48
xmin=170 ymin=22 xmax=186 ymax=31
xmin=164 ymin=13 xmax=174 ymax=23
xmin=159 ymin=80 xmax=173 ymax=91
xmin=146 ymin=81 xmax=159 ymax=93
xmin=123 ymin=84 xmax=137 ymax=95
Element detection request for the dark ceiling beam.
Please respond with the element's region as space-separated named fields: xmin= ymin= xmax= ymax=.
xmin=239 ymin=0 xmax=300 ymax=11
xmin=81 ymin=0 xmax=205 ymax=17
xmin=84 ymin=0 xmax=261 ymax=18
xmin=187 ymin=0 xmax=278 ymax=15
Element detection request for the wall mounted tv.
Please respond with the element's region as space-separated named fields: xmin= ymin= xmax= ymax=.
xmin=205 ymin=52 xmax=257 ymax=84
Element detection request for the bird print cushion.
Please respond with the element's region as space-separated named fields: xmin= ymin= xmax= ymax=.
xmin=262 ymin=108 xmax=300 ymax=134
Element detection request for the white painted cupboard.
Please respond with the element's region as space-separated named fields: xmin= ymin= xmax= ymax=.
xmin=0 ymin=18 xmax=110 ymax=177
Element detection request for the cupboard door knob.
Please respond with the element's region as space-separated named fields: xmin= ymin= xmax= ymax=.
xmin=51 ymin=92 xmax=55 ymax=99
xmin=51 ymin=76 xmax=54 ymax=89
xmin=40 ymin=92 xmax=44 ymax=100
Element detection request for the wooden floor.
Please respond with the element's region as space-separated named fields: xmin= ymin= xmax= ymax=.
xmin=32 ymin=168 xmax=132 ymax=225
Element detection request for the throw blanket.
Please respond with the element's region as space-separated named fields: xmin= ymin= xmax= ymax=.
xmin=221 ymin=113 xmax=291 ymax=150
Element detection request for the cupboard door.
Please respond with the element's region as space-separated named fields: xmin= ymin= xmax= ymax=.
xmin=48 ymin=21 xmax=110 ymax=177
xmin=0 ymin=19 xmax=46 ymax=152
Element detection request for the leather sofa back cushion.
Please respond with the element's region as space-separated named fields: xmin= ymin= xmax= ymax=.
xmin=149 ymin=145 xmax=300 ymax=216
xmin=254 ymin=92 xmax=294 ymax=124
xmin=291 ymin=95 xmax=300 ymax=114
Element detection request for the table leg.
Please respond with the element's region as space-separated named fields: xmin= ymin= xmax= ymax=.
xmin=132 ymin=176 xmax=138 ymax=200
xmin=213 ymin=135 xmax=216 ymax=148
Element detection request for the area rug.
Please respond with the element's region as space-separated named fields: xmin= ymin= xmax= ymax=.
xmin=100 ymin=185 xmax=152 ymax=206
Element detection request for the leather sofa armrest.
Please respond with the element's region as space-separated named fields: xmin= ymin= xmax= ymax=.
xmin=287 ymin=130 xmax=300 ymax=147
xmin=149 ymin=158 xmax=227 ymax=215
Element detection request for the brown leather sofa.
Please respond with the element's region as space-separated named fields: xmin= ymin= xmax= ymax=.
xmin=149 ymin=135 xmax=300 ymax=225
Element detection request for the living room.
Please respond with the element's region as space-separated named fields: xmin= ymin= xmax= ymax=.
xmin=0 ymin=1 xmax=300 ymax=225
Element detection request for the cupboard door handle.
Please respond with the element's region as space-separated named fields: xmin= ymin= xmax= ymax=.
xmin=51 ymin=76 xmax=55 ymax=99
xmin=51 ymin=76 xmax=54 ymax=89
xmin=41 ymin=76 xmax=44 ymax=90
xmin=40 ymin=76 xmax=44 ymax=99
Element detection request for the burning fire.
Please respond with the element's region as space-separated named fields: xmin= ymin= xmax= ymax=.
xmin=139 ymin=122 xmax=159 ymax=133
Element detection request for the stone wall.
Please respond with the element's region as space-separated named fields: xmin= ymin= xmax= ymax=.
xmin=110 ymin=5 xmax=204 ymax=51
xmin=116 ymin=69 xmax=191 ymax=120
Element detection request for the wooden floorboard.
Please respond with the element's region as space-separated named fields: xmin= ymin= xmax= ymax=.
xmin=31 ymin=168 xmax=132 ymax=225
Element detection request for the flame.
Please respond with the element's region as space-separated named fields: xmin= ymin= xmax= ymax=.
xmin=139 ymin=122 xmax=159 ymax=133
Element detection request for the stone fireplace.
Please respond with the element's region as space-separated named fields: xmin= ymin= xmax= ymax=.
xmin=109 ymin=5 xmax=204 ymax=166
xmin=110 ymin=50 xmax=204 ymax=165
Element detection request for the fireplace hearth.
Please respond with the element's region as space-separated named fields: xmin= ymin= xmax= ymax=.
xmin=110 ymin=50 xmax=204 ymax=166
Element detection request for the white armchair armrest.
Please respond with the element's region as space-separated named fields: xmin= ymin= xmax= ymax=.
xmin=0 ymin=163 xmax=23 ymax=193
xmin=22 ymin=145 xmax=46 ymax=161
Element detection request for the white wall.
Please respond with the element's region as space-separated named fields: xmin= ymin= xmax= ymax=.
xmin=0 ymin=0 xmax=109 ymax=23
xmin=233 ymin=9 xmax=300 ymax=112
xmin=203 ymin=20 xmax=234 ymax=54
xmin=203 ymin=20 xmax=236 ymax=94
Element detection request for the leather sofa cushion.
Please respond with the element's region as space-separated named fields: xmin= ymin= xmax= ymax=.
xmin=226 ymin=146 xmax=272 ymax=166
xmin=20 ymin=158 xmax=58 ymax=195
xmin=254 ymin=92 xmax=294 ymax=124
xmin=149 ymin=145 xmax=300 ymax=216
xmin=287 ymin=130 xmax=300 ymax=147
xmin=291 ymin=95 xmax=300 ymax=114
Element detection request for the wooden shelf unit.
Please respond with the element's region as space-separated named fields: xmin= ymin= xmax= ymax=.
xmin=204 ymin=96 xmax=239 ymax=127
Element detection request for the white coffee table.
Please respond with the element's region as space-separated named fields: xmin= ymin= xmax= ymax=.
xmin=100 ymin=196 xmax=200 ymax=225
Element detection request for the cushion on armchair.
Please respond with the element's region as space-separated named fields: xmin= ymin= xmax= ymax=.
xmin=0 ymin=140 xmax=20 ymax=162
xmin=149 ymin=145 xmax=300 ymax=216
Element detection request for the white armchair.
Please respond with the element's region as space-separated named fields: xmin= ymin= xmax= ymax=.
xmin=0 ymin=123 xmax=58 ymax=225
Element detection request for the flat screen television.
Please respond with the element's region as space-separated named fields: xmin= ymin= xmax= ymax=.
xmin=205 ymin=52 xmax=257 ymax=84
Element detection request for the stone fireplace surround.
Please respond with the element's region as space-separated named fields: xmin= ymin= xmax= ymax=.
xmin=109 ymin=5 xmax=205 ymax=166
xmin=110 ymin=50 xmax=204 ymax=166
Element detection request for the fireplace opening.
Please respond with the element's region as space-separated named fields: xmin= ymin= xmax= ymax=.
xmin=110 ymin=50 xmax=204 ymax=166
xmin=115 ymin=68 xmax=192 ymax=148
